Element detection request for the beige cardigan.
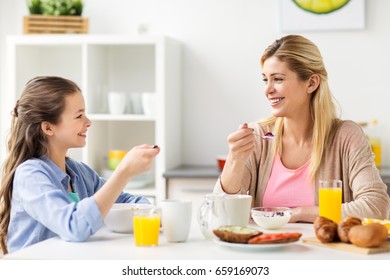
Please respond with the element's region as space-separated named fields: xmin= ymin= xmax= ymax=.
xmin=215 ymin=120 xmax=390 ymax=220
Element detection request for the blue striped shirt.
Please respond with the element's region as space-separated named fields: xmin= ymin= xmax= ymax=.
xmin=7 ymin=156 xmax=150 ymax=253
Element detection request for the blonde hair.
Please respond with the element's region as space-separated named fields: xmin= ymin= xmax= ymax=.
xmin=260 ymin=35 xmax=339 ymax=180
xmin=0 ymin=76 xmax=81 ymax=254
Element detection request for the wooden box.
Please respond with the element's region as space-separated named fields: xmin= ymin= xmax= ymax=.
xmin=23 ymin=15 xmax=89 ymax=34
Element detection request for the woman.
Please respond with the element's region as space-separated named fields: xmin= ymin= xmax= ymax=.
xmin=215 ymin=35 xmax=390 ymax=222
xmin=0 ymin=76 xmax=160 ymax=253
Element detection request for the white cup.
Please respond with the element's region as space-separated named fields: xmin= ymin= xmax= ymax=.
xmin=129 ymin=92 xmax=143 ymax=114
xmin=108 ymin=92 xmax=127 ymax=114
xmin=160 ymin=199 xmax=192 ymax=242
xmin=224 ymin=194 xmax=252 ymax=227
xmin=142 ymin=92 xmax=156 ymax=116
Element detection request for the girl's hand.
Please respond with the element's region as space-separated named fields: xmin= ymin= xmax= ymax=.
xmin=94 ymin=145 xmax=160 ymax=217
xmin=115 ymin=144 xmax=160 ymax=180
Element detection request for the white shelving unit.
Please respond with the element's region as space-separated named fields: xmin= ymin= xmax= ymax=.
xmin=1 ymin=34 xmax=182 ymax=204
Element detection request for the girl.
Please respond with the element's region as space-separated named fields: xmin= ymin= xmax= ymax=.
xmin=215 ymin=35 xmax=390 ymax=222
xmin=0 ymin=76 xmax=160 ymax=254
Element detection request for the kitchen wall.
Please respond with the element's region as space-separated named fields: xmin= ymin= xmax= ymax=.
xmin=0 ymin=0 xmax=5 ymax=132
xmin=1 ymin=0 xmax=390 ymax=167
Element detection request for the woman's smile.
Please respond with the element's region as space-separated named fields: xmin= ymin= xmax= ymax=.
xmin=269 ymin=97 xmax=285 ymax=106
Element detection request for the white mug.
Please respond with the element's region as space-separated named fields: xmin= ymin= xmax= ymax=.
xmin=108 ymin=91 xmax=127 ymax=114
xmin=129 ymin=92 xmax=143 ymax=114
xmin=142 ymin=92 xmax=156 ymax=116
xmin=224 ymin=194 xmax=252 ymax=227
xmin=160 ymin=199 xmax=192 ymax=242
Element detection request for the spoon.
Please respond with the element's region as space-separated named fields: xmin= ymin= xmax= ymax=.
xmin=254 ymin=132 xmax=275 ymax=140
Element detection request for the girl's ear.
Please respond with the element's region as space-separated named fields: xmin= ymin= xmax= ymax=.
xmin=307 ymin=74 xmax=320 ymax=94
xmin=41 ymin=121 xmax=54 ymax=136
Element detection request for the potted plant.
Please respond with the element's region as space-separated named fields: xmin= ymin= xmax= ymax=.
xmin=24 ymin=0 xmax=88 ymax=34
xmin=27 ymin=0 xmax=84 ymax=16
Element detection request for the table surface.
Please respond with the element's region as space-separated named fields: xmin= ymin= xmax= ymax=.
xmin=3 ymin=221 xmax=390 ymax=260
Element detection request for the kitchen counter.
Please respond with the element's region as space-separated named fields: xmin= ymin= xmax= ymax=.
xmin=379 ymin=166 xmax=390 ymax=179
xmin=378 ymin=166 xmax=390 ymax=196
xmin=163 ymin=165 xmax=220 ymax=179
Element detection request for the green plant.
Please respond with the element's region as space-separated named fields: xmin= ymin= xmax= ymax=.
xmin=27 ymin=0 xmax=43 ymax=14
xmin=27 ymin=0 xmax=84 ymax=16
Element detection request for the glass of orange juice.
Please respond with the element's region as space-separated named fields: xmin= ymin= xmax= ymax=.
xmin=133 ymin=208 xmax=160 ymax=246
xmin=319 ymin=180 xmax=342 ymax=223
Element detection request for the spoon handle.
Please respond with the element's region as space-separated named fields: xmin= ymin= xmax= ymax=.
xmin=253 ymin=133 xmax=275 ymax=140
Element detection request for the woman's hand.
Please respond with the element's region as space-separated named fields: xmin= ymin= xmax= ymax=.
xmin=220 ymin=123 xmax=255 ymax=193
xmin=290 ymin=206 xmax=319 ymax=223
xmin=226 ymin=123 xmax=255 ymax=164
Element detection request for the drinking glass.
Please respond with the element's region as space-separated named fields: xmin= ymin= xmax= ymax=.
xmin=319 ymin=180 xmax=342 ymax=223
xmin=133 ymin=207 xmax=160 ymax=246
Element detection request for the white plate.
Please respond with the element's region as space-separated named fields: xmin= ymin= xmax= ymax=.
xmin=213 ymin=238 xmax=298 ymax=250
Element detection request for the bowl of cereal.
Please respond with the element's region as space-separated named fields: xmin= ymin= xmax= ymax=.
xmin=251 ymin=207 xmax=292 ymax=230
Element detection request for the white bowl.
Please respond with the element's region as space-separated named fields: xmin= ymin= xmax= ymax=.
xmin=251 ymin=207 xmax=292 ymax=230
xmin=104 ymin=203 xmax=154 ymax=233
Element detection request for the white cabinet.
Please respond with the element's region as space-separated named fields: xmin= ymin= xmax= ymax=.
xmin=1 ymin=34 xmax=182 ymax=204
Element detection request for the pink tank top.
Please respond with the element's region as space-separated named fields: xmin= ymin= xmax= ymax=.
xmin=262 ymin=153 xmax=315 ymax=207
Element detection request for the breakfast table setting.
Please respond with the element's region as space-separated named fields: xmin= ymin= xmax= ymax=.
xmin=3 ymin=223 xmax=390 ymax=260
xmin=3 ymin=195 xmax=390 ymax=260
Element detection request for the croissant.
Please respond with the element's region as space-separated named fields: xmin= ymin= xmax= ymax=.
xmin=314 ymin=216 xmax=338 ymax=243
xmin=348 ymin=223 xmax=388 ymax=248
xmin=337 ymin=216 xmax=362 ymax=243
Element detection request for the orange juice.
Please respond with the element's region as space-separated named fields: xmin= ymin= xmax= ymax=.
xmin=368 ymin=119 xmax=382 ymax=167
xmin=370 ymin=139 xmax=382 ymax=167
xmin=133 ymin=215 xmax=160 ymax=246
xmin=319 ymin=187 xmax=342 ymax=223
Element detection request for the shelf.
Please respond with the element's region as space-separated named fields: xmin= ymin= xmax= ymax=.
xmin=2 ymin=34 xmax=182 ymax=204
xmin=163 ymin=165 xmax=221 ymax=179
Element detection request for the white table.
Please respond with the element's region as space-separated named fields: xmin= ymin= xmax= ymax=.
xmin=3 ymin=221 xmax=390 ymax=260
